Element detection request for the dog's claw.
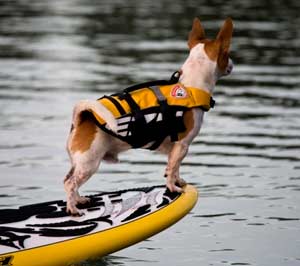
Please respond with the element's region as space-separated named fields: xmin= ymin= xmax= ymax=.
xmin=66 ymin=206 xmax=85 ymax=217
xmin=166 ymin=180 xmax=183 ymax=193
xmin=167 ymin=183 xmax=183 ymax=193
xmin=71 ymin=212 xmax=84 ymax=217
xmin=166 ymin=175 xmax=186 ymax=193
xmin=70 ymin=210 xmax=85 ymax=217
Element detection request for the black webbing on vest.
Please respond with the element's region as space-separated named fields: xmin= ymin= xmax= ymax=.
xmin=100 ymin=95 xmax=126 ymax=116
xmin=96 ymin=71 xmax=186 ymax=149
xmin=118 ymin=92 xmax=148 ymax=148
xmin=113 ymin=71 xmax=182 ymax=148
xmin=114 ymin=70 xmax=181 ymax=113
xmin=149 ymin=85 xmax=179 ymax=144
xmin=119 ymin=92 xmax=140 ymax=113
xmin=210 ymin=97 xmax=216 ymax=108
xmin=122 ymin=71 xmax=181 ymax=94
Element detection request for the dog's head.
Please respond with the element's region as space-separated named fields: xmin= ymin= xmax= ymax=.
xmin=182 ymin=18 xmax=233 ymax=89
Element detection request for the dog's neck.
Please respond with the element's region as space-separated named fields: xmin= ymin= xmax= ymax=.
xmin=179 ymin=43 xmax=220 ymax=94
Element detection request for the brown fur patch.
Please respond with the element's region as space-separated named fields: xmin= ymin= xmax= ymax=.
xmin=217 ymin=51 xmax=229 ymax=73
xmin=188 ymin=18 xmax=206 ymax=49
xmin=204 ymin=40 xmax=220 ymax=62
xmin=216 ymin=18 xmax=233 ymax=51
xmin=70 ymin=113 xmax=97 ymax=153
xmin=179 ymin=110 xmax=194 ymax=140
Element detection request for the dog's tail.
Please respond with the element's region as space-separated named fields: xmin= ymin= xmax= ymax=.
xmin=72 ymin=100 xmax=118 ymax=133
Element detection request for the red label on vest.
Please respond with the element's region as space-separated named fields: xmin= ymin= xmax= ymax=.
xmin=171 ymin=85 xmax=188 ymax=98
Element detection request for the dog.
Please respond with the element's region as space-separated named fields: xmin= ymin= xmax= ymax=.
xmin=64 ymin=17 xmax=233 ymax=216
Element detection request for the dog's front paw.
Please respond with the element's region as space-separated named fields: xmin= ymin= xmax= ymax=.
xmin=166 ymin=176 xmax=184 ymax=193
xmin=176 ymin=177 xmax=187 ymax=187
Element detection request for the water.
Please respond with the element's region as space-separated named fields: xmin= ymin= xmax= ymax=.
xmin=0 ymin=0 xmax=300 ymax=265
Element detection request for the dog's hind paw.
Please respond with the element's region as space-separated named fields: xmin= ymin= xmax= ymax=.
xmin=76 ymin=196 xmax=91 ymax=205
xmin=69 ymin=209 xmax=84 ymax=217
xmin=66 ymin=204 xmax=85 ymax=217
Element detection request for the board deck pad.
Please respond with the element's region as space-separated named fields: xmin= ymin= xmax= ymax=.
xmin=0 ymin=185 xmax=198 ymax=266
xmin=0 ymin=186 xmax=179 ymax=253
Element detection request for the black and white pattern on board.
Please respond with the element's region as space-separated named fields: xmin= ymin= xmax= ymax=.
xmin=0 ymin=186 xmax=179 ymax=254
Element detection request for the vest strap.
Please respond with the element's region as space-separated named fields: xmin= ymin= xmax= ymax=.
xmin=94 ymin=72 xmax=214 ymax=149
xmin=119 ymin=92 xmax=140 ymax=112
xmin=149 ymin=85 xmax=179 ymax=143
xmin=122 ymin=71 xmax=181 ymax=94
xmin=101 ymin=95 xmax=126 ymax=116
xmin=210 ymin=97 xmax=215 ymax=108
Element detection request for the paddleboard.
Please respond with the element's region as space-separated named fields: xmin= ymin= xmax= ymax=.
xmin=0 ymin=184 xmax=198 ymax=266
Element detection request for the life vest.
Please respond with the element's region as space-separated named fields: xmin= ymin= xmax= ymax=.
xmin=91 ymin=72 xmax=215 ymax=150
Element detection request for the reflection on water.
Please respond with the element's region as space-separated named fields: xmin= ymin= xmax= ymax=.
xmin=0 ymin=0 xmax=300 ymax=265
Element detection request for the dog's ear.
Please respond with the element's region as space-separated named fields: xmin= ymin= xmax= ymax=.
xmin=216 ymin=18 xmax=233 ymax=72
xmin=188 ymin=17 xmax=206 ymax=49
xmin=216 ymin=17 xmax=233 ymax=53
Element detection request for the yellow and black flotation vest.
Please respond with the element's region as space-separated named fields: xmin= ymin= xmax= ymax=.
xmin=92 ymin=72 xmax=215 ymax=150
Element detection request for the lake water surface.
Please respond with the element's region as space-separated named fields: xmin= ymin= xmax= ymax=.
xmin=0 ymin=1 xmax=300 ymax=265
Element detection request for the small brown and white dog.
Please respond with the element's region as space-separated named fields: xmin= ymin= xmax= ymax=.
xmin=64 ymin=18 xmax=233 ymax=215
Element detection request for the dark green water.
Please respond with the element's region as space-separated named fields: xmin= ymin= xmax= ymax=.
xmin=0 ymin=1 xmax=299 ymax=265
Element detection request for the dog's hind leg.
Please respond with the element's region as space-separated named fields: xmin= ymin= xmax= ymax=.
xmin=64 ymin=166 xmax=82 ymax=215
xmin=64 ymin=114 xmax=106 ymax=215
xmin=64 ymin=157 xmax=100 ymax=216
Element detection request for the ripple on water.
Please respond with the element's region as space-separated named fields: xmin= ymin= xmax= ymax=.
xmin=194 ymin=213 xmax=236 ymax=218
xmin=1 ymin=1 xmax=300 ymax=266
